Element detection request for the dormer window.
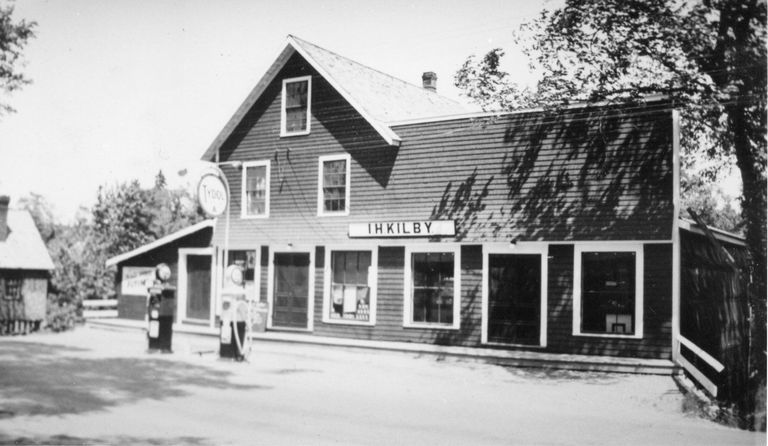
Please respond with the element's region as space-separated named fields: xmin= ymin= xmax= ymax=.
xmin=281 ymin=75 xmax=311 ymax=136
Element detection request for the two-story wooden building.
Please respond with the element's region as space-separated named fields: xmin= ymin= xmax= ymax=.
xmin=196 ymin=35 xmax=685 ymax=360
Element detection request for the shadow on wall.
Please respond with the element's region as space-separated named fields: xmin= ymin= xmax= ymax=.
xmin=0 ymin=341 xmax=268 ymax=419
xmin=432 ymin=106 xmax=674 ymax=242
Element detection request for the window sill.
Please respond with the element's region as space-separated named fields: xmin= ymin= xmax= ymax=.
xmin=280 ymin=130 xmax=310 ymax=137
xmin=240 ymin=214 xmax=269 ymax=220
xmin=322 ymin=318 xmax=375 ymax=327
xmin=482 ymin=341 xmax=547 ymax=349
xmin=318 ymin=211 xmax=350 ymax=217
xmin=404 ymin=323 xmax=460 ymax=331
xmin=572 ymin=332 xmax=643 ymax=340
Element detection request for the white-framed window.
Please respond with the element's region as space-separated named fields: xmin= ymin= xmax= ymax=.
xmin=280 ymin=75 xmax=311 ymax=136
xmin=403 ymin=244 xmax=461 ymax=330
xmin=317 ymin=153 xmax=351 ymax=216
xmin=572 ymin=243 xmax=644 ymax=339
xmin=322 ymin=246 xmax=377 ymax=326
xmin=241 ymin=161 xmax=270 ymax=218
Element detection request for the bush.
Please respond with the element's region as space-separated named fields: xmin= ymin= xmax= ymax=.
xmin=45 ymin=294 xmax=77 ymax=332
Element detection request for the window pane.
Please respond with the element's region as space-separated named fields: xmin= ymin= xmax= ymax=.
xmin=330 ymin=251 xmax=372 ymax=321
xmin=581 ymin=251 xmax=636 ymax=334
xmin=322 ymin=159 xmax=347 ymax=212
xmin=411 ymin=252 xmax=454 ymax=324
xmin=284 ymin=80 xmax=308 ymax=132
xmin=245 ymin=165 xmax=266 ymax=215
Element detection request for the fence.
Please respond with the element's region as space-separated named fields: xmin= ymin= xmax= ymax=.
xmin=82 ymin=299 xmax=118 ymax=319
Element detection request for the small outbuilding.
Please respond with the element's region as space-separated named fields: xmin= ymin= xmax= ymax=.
xmin=0 ymin=196 xmax=55 ymax=334
xmin=105 ymin=219 xmax=214 ymax=324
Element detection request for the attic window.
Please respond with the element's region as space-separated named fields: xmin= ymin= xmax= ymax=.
xmin=281 ymin=76 xmax=311 ymax=136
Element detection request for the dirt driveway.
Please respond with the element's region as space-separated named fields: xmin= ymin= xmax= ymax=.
xmin=0 ymin=326 xmax=762 ymax=445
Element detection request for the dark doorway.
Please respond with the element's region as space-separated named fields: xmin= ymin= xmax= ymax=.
xmin=272 ymin=252 xmax=310 ymax=329
xmin=487 ymin=254 xmax=541 ymax=345
xmin=185 ymin=255 xmax=212 ymax=321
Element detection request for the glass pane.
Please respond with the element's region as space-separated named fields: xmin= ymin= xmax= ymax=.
xmin=411 ymin=252 xmax=454 ymax=324
xmin=285 ymin=109 xmax=307 ymax=132
xmin=581 ymin=251 xmax=636 ymax=334
xmin=285 ymin=81 xmax=308 ymax=107
xmin=245 ymin=165 xmax=266 ymax=216
xmin=330 ymin=251 xmax=372 ymax=321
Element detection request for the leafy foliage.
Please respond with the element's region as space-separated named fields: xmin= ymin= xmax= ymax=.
xmin=18 ymin=173 xmax=205 ymax=329
xmin=0 ymin=1 xmax=36 ymax=116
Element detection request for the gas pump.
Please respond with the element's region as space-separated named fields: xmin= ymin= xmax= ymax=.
xmin=219 ymin=263 xmax=252 ymax=360
xmin=147 ymin=263 xmax=175 ymax=352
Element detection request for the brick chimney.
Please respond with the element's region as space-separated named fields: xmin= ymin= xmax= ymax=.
xmin=422 ymin=71 xmax=437 ymax=92
xmin=0 ymin=195 xmax=9 ymax=242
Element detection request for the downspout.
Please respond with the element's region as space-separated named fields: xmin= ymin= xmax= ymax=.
xmin=671 ymin=109 xmax=681 ymax=363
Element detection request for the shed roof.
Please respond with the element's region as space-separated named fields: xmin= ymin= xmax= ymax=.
xmin=105 ymin=219 xmax=215 ymax=267
xmin=201 ymin=35 xmax=469 ymax=160
xmin=0 ymin=210 xmax=55 ymax=270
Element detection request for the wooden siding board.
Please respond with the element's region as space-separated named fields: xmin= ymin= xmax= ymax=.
xmin=212 ymin=52 xmax=674 ymax=247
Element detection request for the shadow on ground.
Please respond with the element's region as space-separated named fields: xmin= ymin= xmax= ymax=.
xmin=0 ymin=340 xmax=269 ymax=419
xmin=0 ymin=434 xmax=214 ymax=446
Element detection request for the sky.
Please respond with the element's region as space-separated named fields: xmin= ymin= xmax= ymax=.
xmin=0 ymin=0 xmax=555 ymax=222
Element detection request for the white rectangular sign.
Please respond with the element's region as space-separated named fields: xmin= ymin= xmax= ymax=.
xmin=349 ymin=220 xmax=455 ymax=238
xmin=121 ymin=266 xmax=156 ymax=295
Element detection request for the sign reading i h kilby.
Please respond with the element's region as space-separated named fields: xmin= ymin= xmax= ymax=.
xmin=349 ymin=220 xmax=455 ymax=238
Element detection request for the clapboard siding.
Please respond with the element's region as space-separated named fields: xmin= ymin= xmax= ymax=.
xmin=212 ymin=52 xmax=674 ymax=247
xmin=545 ymin=243 xmax=672 ymax=359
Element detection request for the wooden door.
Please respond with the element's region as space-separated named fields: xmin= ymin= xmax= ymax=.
xmin=488 ymin=254 xmax=541 ymax=345
xmin=185 ymin=254 xmax=211 ymax=320
xmin=272 ymin=252 xmax=310 ymax=329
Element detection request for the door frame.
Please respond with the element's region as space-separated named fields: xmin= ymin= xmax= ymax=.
xmin=267 ymin=246 xmax=315 ymax=332
xmin=177 ymin=247 xmax=215 ymax=328
xmin=481 ymin=243 xmax=548 ymax=347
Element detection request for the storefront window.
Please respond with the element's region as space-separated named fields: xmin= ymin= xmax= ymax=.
xmin=225 ymin=250 xmax=257 ymax=299
xmin=580 ymin=251 xmax=637 ymax=335
xmin=329 ymin=251 xmax=371 ymax=321
xmin=411 ymin=252 xmax=455 ymax=325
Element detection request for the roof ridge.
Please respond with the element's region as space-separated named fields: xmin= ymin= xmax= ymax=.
xmin=288 ymin=34 xmax=464 ymax=107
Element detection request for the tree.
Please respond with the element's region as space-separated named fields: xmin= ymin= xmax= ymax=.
xmin=0 ymin=1 xmax=36 ymax=116
xmin=456 ymin=0 xmax=765 ymax=428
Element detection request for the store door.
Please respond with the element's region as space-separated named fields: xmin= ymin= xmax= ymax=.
xmin=272 ymin=252 xmax=310 ymax=329
xmin=185 ymin=254 xmax=212 ymax=321
xmin=487 ymin=254 xmax=541 ymax=345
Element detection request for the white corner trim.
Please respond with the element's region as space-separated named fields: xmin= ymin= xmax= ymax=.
xmin=481 ymin=243 xmax=549 ymax=347
xmin=240 ymin=160 xmax=271 ymax=219
xmin=572 ymin=243 xmax=644 ymax=339
xmin=403 ymin=244 xmax=462 ymax=330
xmin=321 ymin=245 xmax=378 ymax=326
xmin=317 ymin=153 xmax=351 ymax=217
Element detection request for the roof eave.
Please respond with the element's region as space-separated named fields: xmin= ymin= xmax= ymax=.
xmin=105 ymin=220 xmax=215 ymax=267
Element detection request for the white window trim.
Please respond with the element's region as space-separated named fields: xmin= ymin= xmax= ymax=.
xmin=403 ymin=244 xmax=462 ymax=330
xmin=481 ymin=243 xmax=548 ymax=347
xmin=266 ymin=246 xmax=315 ymax=332
xmin=572 ymin=242 xmax=644 ymax=339
xmin=177 ymin=247 xmax=216 ymax=329
xmin=240 ymin=160 xmax=270 ymax=219
xmin=280 ymin=75 xmax=312 ymax=137
xmin=317 ymin=153 xmax=351 ymax=217
xmin=322 ymin=244 xmax=378 ymax=326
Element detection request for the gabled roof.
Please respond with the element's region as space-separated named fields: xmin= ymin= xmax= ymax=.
xmin=105 ymin=219 xmax=215 ymax=267
xmin=201 ymin=35 xmax=468 ymax=161
xmin=0 ymin=210 xmax=55 ymax=270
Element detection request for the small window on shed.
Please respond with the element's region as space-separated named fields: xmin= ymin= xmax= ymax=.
xmin=3 ymin=275 xmax=22 ymax=301
xmin=281 ymin=76 xmax=311 ymax=136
